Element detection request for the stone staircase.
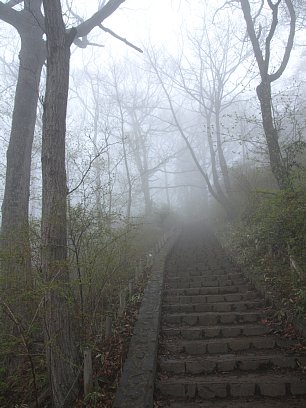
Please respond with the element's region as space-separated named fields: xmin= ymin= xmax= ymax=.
xmin=155 ymin=226 xmax=306 ymax=407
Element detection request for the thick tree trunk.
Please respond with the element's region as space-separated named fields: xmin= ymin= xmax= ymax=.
xmin=1 ymin=31 xmax=44 ymax=289
xmin=41 ymin=1 xmax=79 ymax=406
xmin=256 ymin=81 xmax=289 ymax=189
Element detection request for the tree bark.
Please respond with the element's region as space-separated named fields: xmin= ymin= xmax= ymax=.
xmin=41 ymin=1 xmax=79 ymax=406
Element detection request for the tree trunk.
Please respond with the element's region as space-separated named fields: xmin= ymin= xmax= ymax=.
xmin=1 ymin=30 xmax=45 ymax=290
xmin=207 ymin=117 xmax=234 ymax=218
xmin=131 ymin=121 xmax=152 ymax=216
xmin=122 ymin=131 xmax=133 ymax=219
xmin=215 ymin=105 xmax=232 ymax=196
xmin=41 ymin=1 xmax=79 ymax=406
xmin=256 ymin=81 xmax=289 ymax=189
xmin=92 ymin=100 xmax=103 ymax=216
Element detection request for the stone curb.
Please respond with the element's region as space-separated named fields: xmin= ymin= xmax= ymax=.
xmin=112 ymin=232 xmax=179 ymax=408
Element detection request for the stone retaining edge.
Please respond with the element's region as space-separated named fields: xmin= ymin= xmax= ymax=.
xmin=112 ymin=231 xmax=179 ymax=408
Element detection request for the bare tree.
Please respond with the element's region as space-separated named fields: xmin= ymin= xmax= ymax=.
xmin=172 ymin=8 xmax=254 ymax=208
xmin=148 ymin=48 xmax=234 ymax=216
xmin=238 ymin=0 xmax=296 ymax=189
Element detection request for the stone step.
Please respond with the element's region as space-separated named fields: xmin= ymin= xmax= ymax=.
xmin=155 ymin=397 xmax=306 ymax=408
xmin=161 ymin=336 xmax=296 ymax=355
xmin=163 ymin=292 xmax=259 ymax=304
xmin=163 ymin=284 xmax=253 ymax=297
xmin=162 ymin=324 xmax=270 ymax=340
xmin=166 ymin=271 xmax=244 ymax=279
xmin=162 ymin=300 xmax=264 ymax=314
xmin=163 ymin=311 xmax=262 ymax=326
xmin=156 ymin=373 xmax=306 ymax=399
xmin=165 ymin=276 xmax=247 ymax=289
xmin=159 ymin=352 xmax=306 ymax=375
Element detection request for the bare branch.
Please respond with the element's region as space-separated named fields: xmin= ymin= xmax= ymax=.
xmin=68 ymin=142 xmax=117 ymax=195
xmin=147 ymin=48 xmax=221 ymax=204
xmin=264 ymin=0 xmax=281 ymax=68
xmin=75 ymin=0 xmax=126 ymax=38
xmin=0 ymin=1 xmax=23 ymax=30
xmin=269 ymin=0 xmax=296 ymax=82
xmin=73 ymin=37 xmax=104 ymax=48
xmin=240 ymin=0 xmax=266 ymax=77
xmin=99 ymin=24 xmax=143 ymax=53
xmin=65 ymin=0 xmax=84 ymax=24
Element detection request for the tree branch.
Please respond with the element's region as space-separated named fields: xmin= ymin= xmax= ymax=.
xmin=240 ymin=0 xmax=266 ymax=77
xmin=75 ymin=0 xmax=125 ymax=38
xmin=73 ymin=36 xmax=104 ymax=48
xmin=269 ymin=0 xmax=296 ymax=82
xmin=99 ymin=23 xmax=143 ymax=53
xmin=0 ymin=1 xmax=23 ymax=30
xmin=264 ymin=0 xmax=281 ymax=68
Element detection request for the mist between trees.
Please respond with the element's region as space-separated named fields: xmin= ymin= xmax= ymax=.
xmin=0 ymin=0 xmax=305 ymax=406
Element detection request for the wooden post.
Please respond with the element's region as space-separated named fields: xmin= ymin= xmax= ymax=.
xmin=105 ymin=315 xmax=112 ymax=339
xmin=84 ymin=348 xmax=93 ymax=397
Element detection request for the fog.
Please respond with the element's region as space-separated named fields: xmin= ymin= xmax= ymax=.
xmin=0 ymin=0 xmax=305 ymax=224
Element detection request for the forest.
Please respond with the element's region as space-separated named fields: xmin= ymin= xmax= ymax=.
xmin=0 ymin=0 xmax=305 ymax=407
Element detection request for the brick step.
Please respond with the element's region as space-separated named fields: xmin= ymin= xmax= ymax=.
xmin=156 ymin=373 xmax=306 ymax=399
xmin=165 ymin=277 xmax=247 ymax=289
xmin=163 ymin=285 xmax=253 ymax=297
xmin=162 ymin=300 xmax=264 ymax=314
xmin=161 ymin=336 xmax=296 ymax=355
xmin=155 ymin=397 xmax=306 ymax=408
xmin=163 ymin=292 xmax=259 ymax=304
xmin=159 ymin=352 xmax=306 ymax=375
xmin=163 ymin=311 xmax=262 ymax=326
xmin=162 ymin=324 xmax=269 ymax=339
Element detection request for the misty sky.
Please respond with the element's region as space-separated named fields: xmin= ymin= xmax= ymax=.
xmin=71 ymin=0 xmax=190 ymax=58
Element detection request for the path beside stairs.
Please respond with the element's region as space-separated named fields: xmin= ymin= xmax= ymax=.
xmin=155 ymin=224 xmax=306 ymax=407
